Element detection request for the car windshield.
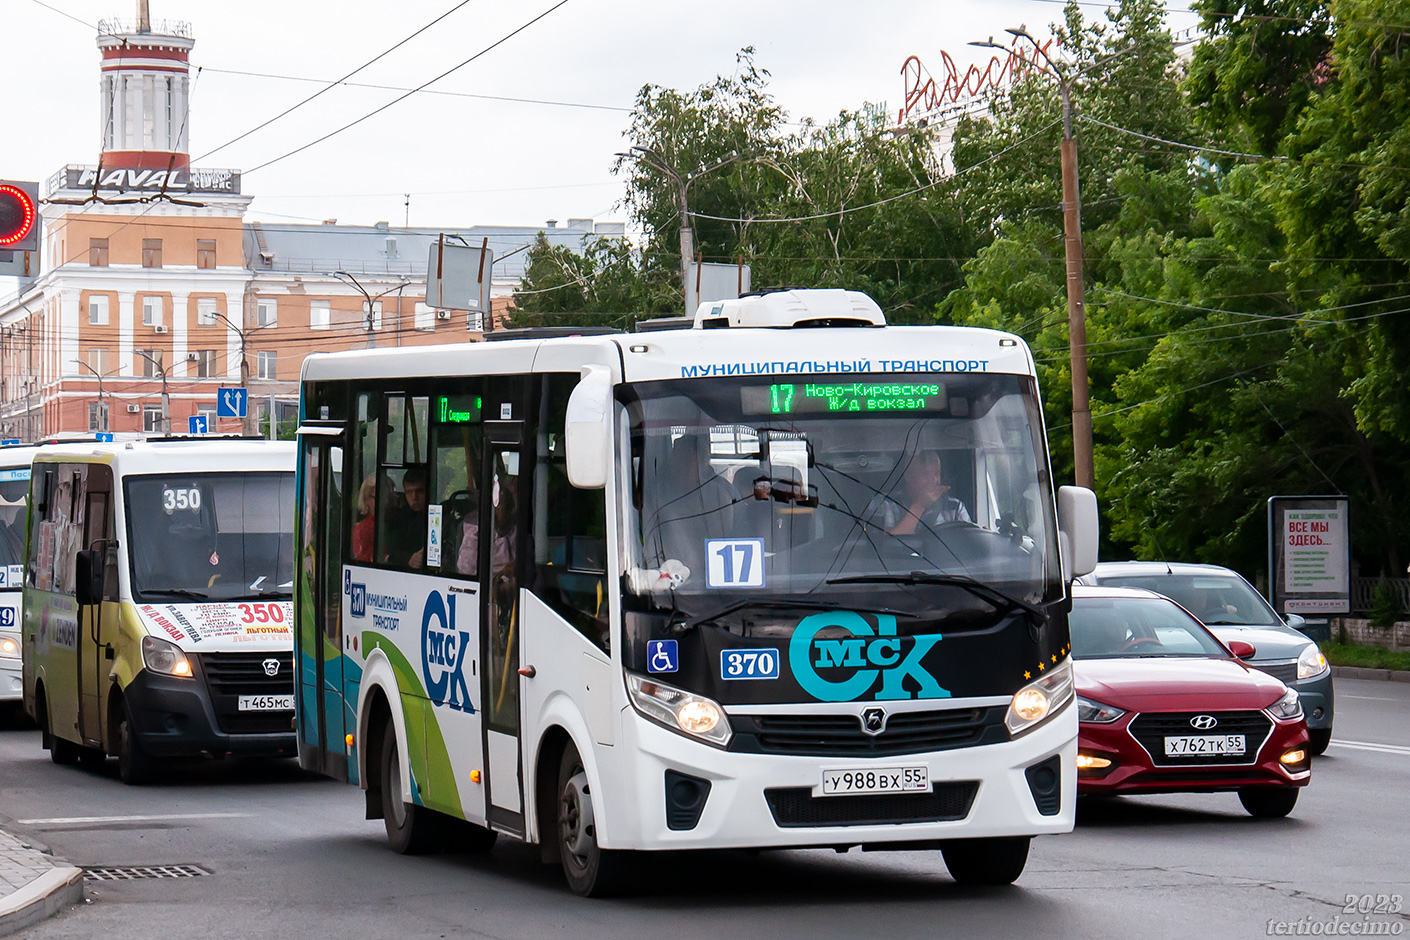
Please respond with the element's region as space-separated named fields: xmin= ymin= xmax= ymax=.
xmin=617 ymin=372 xmax=1060 ymax=627
xmin=1071 ymin=596 xmax=1231 ymax=659
xmin=1097 ymin=573 xmax=1282 ymax=626
xmin=126 ymin=472 xmax=295 ymax=601
xmin=0 ymin=471 xmax=29 ymax=573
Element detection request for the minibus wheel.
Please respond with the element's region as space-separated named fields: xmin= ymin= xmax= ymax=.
xmin=557 ymin=745 xmax=630 ymax=897
xmin=117 ymin=700 xmax=154 ymax=785
xmin=37 ymin=694 xmax=79 ymax=766
xmin=379 ymin=718 xmax=443 ymax=854
xmin=941 ymin=836 xmax=1030 ymax=886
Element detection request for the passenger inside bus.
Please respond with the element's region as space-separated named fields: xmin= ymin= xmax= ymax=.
xmin=350 ymin=473 xmax=382 ymax=564
xmin=385 ymin=467 xmax=429 ymax=568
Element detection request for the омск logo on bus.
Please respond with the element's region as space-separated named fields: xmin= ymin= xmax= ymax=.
xmin=421 ymin=592 xmax=473 ymax=713
xmin=788 ymin=611 xmax=949 ymax=702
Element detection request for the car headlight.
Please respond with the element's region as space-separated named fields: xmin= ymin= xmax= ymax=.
xmin=1076 ymin=695 xmax=1126 ymax=724
xmin=626 ymin=672 xmax=732 ymax=747
xmin=0 ymin=636 xmax=19 ymax=659
xmin=1005 ymin=660 xmax=1074 ymax=736
xmin=1267 ymin=687 xmax=1302 ymax=721
xmin=1297 ymin=643 xmax=1329 ymax=680
xmin=141 ymin=635 xmax=194 ymax=678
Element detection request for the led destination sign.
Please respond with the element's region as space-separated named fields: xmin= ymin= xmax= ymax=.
xmin=742 ymin=382 xmax=947 ymax=415
xmin=437 ymin=395 xmax=482 ymax=424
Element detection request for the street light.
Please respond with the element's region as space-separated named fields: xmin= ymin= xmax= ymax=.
xmin=132 ymin=350 xmax=170 ymax=434
xmin=71 ymin=358 xmax=117 ymax=431
xmin=618 ymin=146 xmax=749 ymax=317
xmin=969 ymin=28 xmax=1134 ymax=491
xmin=202 ymin=307 xmax=259 ymax=434
xmin=333 ymin=272 xmax=413 ymax=348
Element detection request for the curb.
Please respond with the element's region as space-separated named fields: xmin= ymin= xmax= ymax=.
xmin=0 ymin=866 xmax=84 ymax=938
xmin=1332 ymin=665 xmax=1410 ymax=682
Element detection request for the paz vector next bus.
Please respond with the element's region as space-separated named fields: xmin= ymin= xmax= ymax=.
xmin=293 ymin=288 xmax=1098 ymax=896
xmin=22 ymin=437 xmax=297 ymax=783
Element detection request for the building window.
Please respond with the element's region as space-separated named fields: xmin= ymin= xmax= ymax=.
xmin=192 ymin=349 xmax=217 ymax=377
xmin=197 ymin=404 xmax=216 ymax=427
xmin=88 ymin=348 xmax=109 ymax=375
xmin=89 ymin=239 xmax=109 ymax=267
xmin=196 ymin=297 xmax=218 ymax=326
xmin=142 ymin=296 xmax=163 ymax=326
xmin=142 ymin=238 xmax=162 ymax=268
xmin=88 ymin=294 xmax=109 ymax=325
xmin=88 ymin=401 xmax=109 ymax=431
xmin=257 ymin=350 xmax=277 ymax=380
xmin=135 ymin=349 xmax=162 ymax=378
xmin=196 ymin=239 xmax=216 ymax=269
xmin=143 ymin=404 xmax=164 ymax=433
xmin=309 ymin=300 xmax=330 ymax=330
xmin=414 ymin=302 xmax=434 ymax=331
xmin=257 ymin=298 xmax=277 ymax=327
xmin=371 ymin=301 xmax=383 ymax=332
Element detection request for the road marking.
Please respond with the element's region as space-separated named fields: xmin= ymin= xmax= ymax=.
xmin=1328 ymin=740 xmax=1410 ymax=756
xmin=1340 ymin=694 xmax=1403 ymax=702
xmin=17 ymin=813 xmax=252 ymax=825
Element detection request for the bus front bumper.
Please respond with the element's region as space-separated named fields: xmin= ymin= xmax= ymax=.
xmin=596 ymin=700 xmax=1077 ymax=851
xmin=124 ymin=669 xmax=296 ymax=759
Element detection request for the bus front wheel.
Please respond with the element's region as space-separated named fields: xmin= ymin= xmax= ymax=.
xmin=117 ymin=700 xmax=154 ymax=785
xmin=379 ymin=719 xmax=443 ymax=854
xmin=941 ymin=836 xmax=1030 ymax=886
xmin=556 ymin=746 xmax=630 ymax=897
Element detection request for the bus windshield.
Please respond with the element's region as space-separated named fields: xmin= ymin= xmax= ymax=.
xmin=126 ymin=472 xmax=296 ymax=601
xmin=0 ymin=471 xmax=29 ymax=574
xmin=619 ymin=372 xmax=1060 ymax=626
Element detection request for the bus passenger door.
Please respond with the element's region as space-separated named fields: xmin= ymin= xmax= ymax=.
xmin=296 ymin=435 xmax=348 ymax=779
xmin=78 ymin=468 xmax=114 ymax=749
xmin=482 ymin=423 xmax=526 ymax=835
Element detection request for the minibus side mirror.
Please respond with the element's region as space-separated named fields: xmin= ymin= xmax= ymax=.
xmin=1057 ymin=485 xmax=1099 ymax=583
xmin=75 ymin=548 xmax=104 ymax=606
xmin=565 ymin=365 xmax=613 ymax=489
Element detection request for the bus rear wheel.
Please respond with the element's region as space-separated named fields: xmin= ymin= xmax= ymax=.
xmin=941 ymin=836 xmax=1030 ymax=886
xmin=556 ymin=745 xmax=630 ymax=897
xmin=379 ymin=719 xmax=443 ymax=854
xmin=37 ymin=695 xmax=79 ymax=766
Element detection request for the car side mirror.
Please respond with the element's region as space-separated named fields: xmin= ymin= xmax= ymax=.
xmin=1284 ymin=613 xmax=1306 ymax=629
xmin=1057 ymin=485 xmax=1099 ymax=582
xmin=564 ymin=364 xmax=613 ymax=489
xmin=1227 ymin=639 xmax=1256 ymax=660
xmin=75 ymin=548 xmax=104 ymax=606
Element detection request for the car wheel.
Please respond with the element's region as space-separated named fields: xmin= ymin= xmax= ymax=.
xmin=117 ymin=701 xmax=154 ymax=785
xmin=557 ymin=745 xmax=630 ymax=897
xmin=941 ymin=837 xmax=1030 ymax=886
xmin=379 ymin=718 xmax=444 ymax=855
xmin=1239 ymin=787 xmax=1299 ymax=818
xmin=1307 ymin=729 xmax=1332 ymax=756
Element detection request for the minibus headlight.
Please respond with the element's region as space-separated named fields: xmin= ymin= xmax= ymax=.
xmin=626 ymin=672 xmax=731 ymax=747
xmin=141 ymin=635 xmax=194 ymax=678
xmin=1005 ymin=660 xmax=1073 ymax=736
xmin=0 ymin=636 xmax=19 ymax=658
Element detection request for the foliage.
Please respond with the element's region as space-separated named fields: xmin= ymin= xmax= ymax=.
xmin=1368 ymin=582 xmax=1406 ymax=629
xmin=1322 ymin=641 xmax=1410 ymax=671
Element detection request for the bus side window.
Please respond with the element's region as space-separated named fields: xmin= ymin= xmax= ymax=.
xmin=348 ymin=392 xmax=381 ymax=565
xmin=533 ymin=374 xmax=609 ymax=653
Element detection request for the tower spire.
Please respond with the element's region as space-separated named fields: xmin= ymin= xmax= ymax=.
xmin=136 ymin=0 xmax=150 ymax=32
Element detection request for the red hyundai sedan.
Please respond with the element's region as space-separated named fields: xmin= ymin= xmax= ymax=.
xmin=1070 ymin=585 xmax=1310 ymax=817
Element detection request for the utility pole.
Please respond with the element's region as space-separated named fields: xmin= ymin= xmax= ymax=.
xmin=133 ymin=350 xmax=169 ymax=434
xmin=333 ymin=272 xmax=411 ymax=350
xmin=968 ymin=27 xmax=1122 ymax=491
xmin=208 ymin=307 xmax=254 ymax=435
xmin=72 ymin=359 xmax=112 ymax=431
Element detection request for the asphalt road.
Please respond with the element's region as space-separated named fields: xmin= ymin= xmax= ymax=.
xmin=2 ymin=678 xmax=1407 ymax=940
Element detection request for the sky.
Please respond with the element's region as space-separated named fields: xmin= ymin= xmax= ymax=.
xmin=6 ymin=0 xmax=1200 ymax=236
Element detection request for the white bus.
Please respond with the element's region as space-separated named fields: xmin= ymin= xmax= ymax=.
xmin=0 ymin=443 xmax=41 ymax=711
xmin=294 ymin=289 xmax=1098 ymax=895
xmin=22 ymin=438 xmax=297 ymax=782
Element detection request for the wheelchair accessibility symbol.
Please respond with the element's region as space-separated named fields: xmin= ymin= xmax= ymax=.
xmin=647 ymin=639 xmax=678 ymax=674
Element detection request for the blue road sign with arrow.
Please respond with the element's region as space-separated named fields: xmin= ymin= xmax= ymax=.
xmin=217 ymin=387 xmax=247 ymax=418
xmin=188 ymin=415 xmax=209 ymax=434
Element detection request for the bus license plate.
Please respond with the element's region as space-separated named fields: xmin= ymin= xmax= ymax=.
xmin=238 ymin=694 xmax=294 ymax=712
xmin=820 ymin=766 xmax=929 ymax=796
xmin=1164 ymin=734 xmax=1245 ymax=756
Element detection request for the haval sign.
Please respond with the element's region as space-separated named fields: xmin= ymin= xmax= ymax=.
xmin=50 ymin=165 xmax=240 ymax=195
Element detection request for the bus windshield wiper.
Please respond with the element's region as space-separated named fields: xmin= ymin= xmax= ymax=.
xmin=223 ymin=591 xmax=293 ymax=601
xmin=689 ymin=598 xmax=902 ymax=630
xmin=827 ymin=572 xmax=1047 ymax=622
xmin=147 ymin=588 xmax=209 ymax=601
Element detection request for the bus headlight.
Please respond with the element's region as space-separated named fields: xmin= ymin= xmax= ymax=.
xmin=141 ymin=635 xmax=194 ymax=678
xmin=1005 ymin=660 xmax=1073 ymax=737
xmin=626 ymin=673 xmax=732 ymax=747
xmin=1297 ymin=644 xmax=1329 ymax=680
xmin=0 ymin=637 xmax=19 ymax=659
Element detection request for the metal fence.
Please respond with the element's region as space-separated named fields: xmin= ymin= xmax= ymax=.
xmin=1351 ymin=577 xmax=1410 ymax=613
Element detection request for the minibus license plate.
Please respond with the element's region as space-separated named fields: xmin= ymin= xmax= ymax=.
xmin=238 ymin=694 xmax=294 ymax=712
xmin=820 ymin=767 xmax=929 ymax=796
xmin=1164 ymin=734 xmax=1245 ymax=756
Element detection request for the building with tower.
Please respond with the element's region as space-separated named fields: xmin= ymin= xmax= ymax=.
xmin=0 ymin=3 xmax=621 ymax=440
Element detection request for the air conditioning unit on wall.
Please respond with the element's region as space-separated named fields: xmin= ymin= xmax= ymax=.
xmin=126 ymin=403 xmax=140 ymax=414
xmin=153 ymin=324 xmax=169 ymax=334
xmin=436 ymin=310 xmax=451 ymax=320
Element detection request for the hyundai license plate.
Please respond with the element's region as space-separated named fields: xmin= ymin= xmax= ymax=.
xmin=238 ymin=694 xmax=294 ymax=712
xmin=820 ymin=766 xmax=929 ymax=796
xmin=1164 ymin=734 xmax=1245 ymax=756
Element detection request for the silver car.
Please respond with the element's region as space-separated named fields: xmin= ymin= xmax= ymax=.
xmin=1078 ymin=561 xmax=1334 ymax=754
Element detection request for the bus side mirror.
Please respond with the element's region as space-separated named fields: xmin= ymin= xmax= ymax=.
xmin=565 ymin=364 xmax=613 ymax=489
xmin=75 ymin=548 xmax=104 ymax=606
xmin=1057 ymin=485 xmax=1099 ymax=582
